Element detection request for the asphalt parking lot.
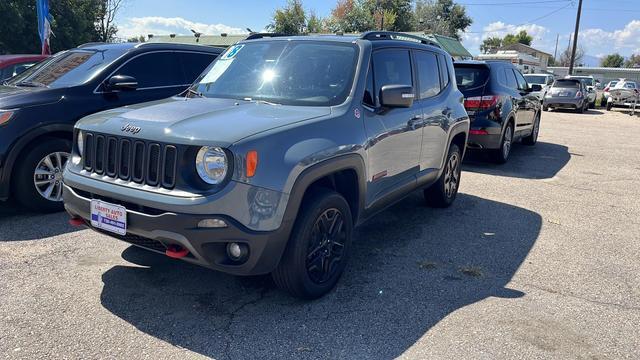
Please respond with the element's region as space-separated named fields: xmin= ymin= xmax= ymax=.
xmin=1 ymin=108 xmax=639 ymax=359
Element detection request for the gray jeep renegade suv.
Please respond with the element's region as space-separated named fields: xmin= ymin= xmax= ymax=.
xmin=63 ymin=32 xmax=470 ymax=299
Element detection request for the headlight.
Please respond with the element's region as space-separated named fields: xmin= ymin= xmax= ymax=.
xmin=0 ymin=110 xmax=14 ymax=126
xmin=77 ymin=131 xmax=84 ymax=156
xmin=195 ymin=146 xmax=228 ymax=185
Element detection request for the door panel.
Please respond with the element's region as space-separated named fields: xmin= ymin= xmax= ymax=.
xmin=513 ymin=69 xmax=535 ymax=128
xmin=363 ymin=49 xmax=421 ymax=206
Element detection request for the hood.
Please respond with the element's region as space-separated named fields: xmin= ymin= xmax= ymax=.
xmin=0 ymin=85 xmax=62 ymax=109
xmin=77 ymin=97 xmax=332 ymax=147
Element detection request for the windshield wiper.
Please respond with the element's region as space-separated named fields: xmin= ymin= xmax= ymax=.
xmin=242 ymin=97 xmax=280 ymax=106
xmin=14 ymin=81 xmax=47 ymax=88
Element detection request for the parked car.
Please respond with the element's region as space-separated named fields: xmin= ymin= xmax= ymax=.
xmin=0 ymin=54 xmax=49 ymax=82
xmin=63 ymin=32 xmax=470 ymax=299
xmin=524 ymin=73 xmax=554 ymax=101
xmin=602 ymin=80 xmax=619 ymax=102
xmin=565 ymin=75 xmax=597 ymax=108
xmin=606 ymin=79 xmax=639 ymax=112
xmin=454 ymin=60 xmax=542 ymax=164
xmin=543 ymin=79 xmax=589 ymax=113
xmin=0 ymin=43 xmax=222 ymax=212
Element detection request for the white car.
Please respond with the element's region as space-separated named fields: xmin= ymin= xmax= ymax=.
xmin=524 ymin=73 xmax=554 ymax=101
xmin=603 ymin=80 xmax=619 ymax=101
xmin=565 ymin=75 xmax=597 ymax=108
xmin=606 ymin=79 xmax=638 ymax=113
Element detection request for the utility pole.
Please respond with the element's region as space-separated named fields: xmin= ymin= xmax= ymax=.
xmin=553 ymin=33 xmax=559 ymax=61
xmin=568 ymin=0 xmax=583 ymax=75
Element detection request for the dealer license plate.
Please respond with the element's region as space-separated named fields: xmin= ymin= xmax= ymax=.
xmin=90 ymin=200 xmax=127 ymax=236
xmin=559 ymin=92 xmax=569 ymax=97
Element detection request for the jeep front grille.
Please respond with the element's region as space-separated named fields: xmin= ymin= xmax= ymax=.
xmin=82 ymin=133 xmax=178 ymax=189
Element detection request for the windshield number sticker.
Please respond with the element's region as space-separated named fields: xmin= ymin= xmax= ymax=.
xmin=222 ymin=45 xmax=244 ymax=60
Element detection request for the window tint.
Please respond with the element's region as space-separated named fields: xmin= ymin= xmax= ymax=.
xmin=496 ymin=67 xmax=507 ymax=86
xmin=437 ymin=54 xmax=450 ymax=88
xmin=372 ymin=49 xmax=413 ymax=103
xmin=552 ymin=79 xmax=580 ymax=88
xmin=453 ymin=65 xmax=489 ymax=89
xmin=514 ymin=70 xmax=528 ymax=90
xmin=415 ymin=50 xmax=441 ymax=99
xmin=505 ymin=68 xmax=518 ymax=89
xmin=363 ymin=64 xmax=375 ymax=106
xmin=179 ymin=52 xmax=218 ymax=83
xmin=116 ymin=52 xmax=185 ymax=88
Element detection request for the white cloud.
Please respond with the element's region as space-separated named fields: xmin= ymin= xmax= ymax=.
xmin=116 ymin=16 xmax=246 ymax=39
xmin=461 ymin=22 xmax=552 ymax=55
xmin=577 ymin=20 xmax=640 ymax=56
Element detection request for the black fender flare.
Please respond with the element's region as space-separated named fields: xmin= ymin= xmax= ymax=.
xmin=0 ymin=123 xmax=74 ymax=199
xmin=438 ymin=119 xmax=470 ymax=175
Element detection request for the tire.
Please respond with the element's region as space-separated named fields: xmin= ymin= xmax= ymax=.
xmin=13 ymin=138 xmax=71 ymax=213
xmin=272 ymin=188 xmax=353 ymax=299
xmin=491 ymin=122 xmax=513 ymax=164
xmin=542 ymin=105 xmax=549 ymax=112
xmin=578 ymin=103 xmax=585 ymax=113
xmin=424 ymin=143 xmax=462 ymax=208
xmin=523 ymin=112 xmax=540 ymax=146
xmin=589 ymin=101 xmax=595 ymax=109
xmin=606 ymin=102 xmax=613 ymax=111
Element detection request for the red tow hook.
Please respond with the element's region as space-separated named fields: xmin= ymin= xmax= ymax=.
xmin=68 ymin=217 xmax=85 ymax=227
xmin=166 ymin=245 xmax=189 ymax=259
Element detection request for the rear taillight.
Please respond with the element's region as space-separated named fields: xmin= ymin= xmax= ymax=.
xmin=604 ymin=87 xmax=610 ymax=92
xmin=469 ymin=129 xmax=489 ymax=135
xmin=464 ymin=95 xmax=500 ymax=110
xmin=575 ymin=91 xmax=583 ymax=98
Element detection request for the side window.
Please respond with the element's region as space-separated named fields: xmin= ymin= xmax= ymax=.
xmin=437 ymin=54 xmax=450 ymax=89
xmin=414 ymin=50 xmax=441 ymax=99
xmin=363 ymin=63 xmax=375 ymax=107
xmin=514 ymin=69 xmax=528 ymax=91
xmin=547 ymin=76 xmax=554 ymax=85
xmin=496 ymin=67 xmax=507 ymax=87
xmin=372 ymin=49 xmax=413 ymax=104
xmin=505 ymin=68 xmax=518 ymax=90
xmin=115 ymin=52 xmax=185 ymax=89
xmin=179 ymin=52 xmax=218 ymax=83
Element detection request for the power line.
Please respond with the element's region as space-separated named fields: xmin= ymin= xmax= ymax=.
xmin=465 ymin=3 xmax=572 ymax=34
xmin=459 ymin=0 xmax=570 ymax=5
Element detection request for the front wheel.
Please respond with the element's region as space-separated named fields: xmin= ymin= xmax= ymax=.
xmin=272 ymin=188 xmax=353 ymax=299
xmin=424 ymin=143 xmax=462 ymax=208
xmin=14 ymin=138 xmax=71 ymax=213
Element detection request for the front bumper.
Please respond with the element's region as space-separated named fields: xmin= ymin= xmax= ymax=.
xmin=63 ymin=183 xmax=293 ymax=276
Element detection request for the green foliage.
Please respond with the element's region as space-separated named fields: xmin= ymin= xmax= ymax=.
xmin=306 ymin=11 xmax=324 ymax=33
xmin=0 ymin=0 xmax=101 ymax=54
xmin=268 ymin=0 xmax=307 ymax=35
xmin=600 ymin=53 xmax=624 ymax=68
xmin=503 ymin=30 xmax=532 ymax=46
xmin=414 ymin=0 xmax=473 ymax=40
xmin=480 ymin=37 xmax=502 ymax=54
xmin=327 ymin=0 xmax=414 ymax=33
xmin=624 ymin=54 xmax=640 ymax=68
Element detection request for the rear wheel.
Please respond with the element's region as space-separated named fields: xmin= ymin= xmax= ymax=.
xmin=542 ymin=105 xmax=549 ymax=111
xmin=606 ymin=102 xmax=613 ymax=111
xmin=272 ymin=188 xmax=353 ymax=299
xmin=491 ymin=123 xmax=513 ymax=164
xmin=14 ymin=138 xmax=71 ymax=213
xmin=424 ymin=143 xmax=462 ymax=208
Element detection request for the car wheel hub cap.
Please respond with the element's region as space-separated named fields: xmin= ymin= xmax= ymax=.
xmin=503 ymin=127 xmax=513 ymax=158
xmin=444 ymin=152 xmax=460 ymax=198
xmin=306 ymin=208 xmax=346 ymax=284
xmin=33 ymin=152 xmax=69 ymax=202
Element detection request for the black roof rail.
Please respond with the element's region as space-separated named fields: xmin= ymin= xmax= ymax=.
xmin=77 ymin=42 xmax=108 ymax=48
xmin=360 ymin=31 xmax=440 ymax=48
xmin=245 ymin=32 xmax=290 ymax=40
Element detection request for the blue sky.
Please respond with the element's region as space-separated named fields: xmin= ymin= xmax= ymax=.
xmin=115 ymin=0 xmax=640 ymax=60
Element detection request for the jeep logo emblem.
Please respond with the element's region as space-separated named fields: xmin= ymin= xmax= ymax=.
xmin=121 ymin=123 xmax=141 ymax=134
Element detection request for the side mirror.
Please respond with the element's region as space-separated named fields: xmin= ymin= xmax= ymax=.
xmin=380 ymin=85 xmax=414 ymax=108
xmin=530 ymin=84 xmax=543 ymax=92
xmin=106 ymin=75 xmax=138 ymax=91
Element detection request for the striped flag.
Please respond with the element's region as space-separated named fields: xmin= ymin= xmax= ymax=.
xmin=36 ymin=0 xmax=52 ymax=55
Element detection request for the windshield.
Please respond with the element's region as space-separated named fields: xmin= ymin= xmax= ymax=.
xmin=524 ymin=75 xmax=547 ymax=85
xmin=553 ymin=79 xmax=580 ymax=88
xmin=191 ymin=41 xmax=359 ymax=106
xmin=6 ymin=49 xmax=123 ymax=88
xmin=453 ymin=65 xmax=489 ymax=90
xmin=569 ymin=77 xmax=593 ymax=86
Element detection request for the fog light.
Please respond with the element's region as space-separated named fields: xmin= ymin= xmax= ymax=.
xmin=226 ymin=242 xmax=248 ymax=261
xmin=197 ymin=218 xmax=228 ymax=228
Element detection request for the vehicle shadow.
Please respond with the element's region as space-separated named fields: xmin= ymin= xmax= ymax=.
xmin=463 ymin=141 xmax=570 ymax=179
xmin=547 ymin=109 xmax=603 ymax=115
xmin=100 ymin=193 xmax=541 ymax=359
xmin=0 ymin=201 xmax=80 ymax=241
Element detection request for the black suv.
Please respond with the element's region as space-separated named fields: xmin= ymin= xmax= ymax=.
xmin=0 ymin=42 xmax=222 ymax=212
xmin=454 ymin=60 xmax=542 ymax=163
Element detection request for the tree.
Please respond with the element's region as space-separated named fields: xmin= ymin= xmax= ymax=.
xmin=414 ymin=0 xmax=472 ymax=40
xmin=0 ymin=0 xmax=102 ymax=54
xmin=268 ymin=0 xmax=307 ymax=35
xmin=327 ymin=0 xmax=414 ymax=33
xmin=600 ymin=53 xmax=624 ymax=68
xmin=503 ymin=30 xmax=532 ymax=46
xmin=127 ymin=35 xmax=146 ymax=43
xmin=558 ymin=44 xmax=585 ymax=67
xmin=96 ymin=0 xmax=125 ymax=42
xmin=480 ymin=36 xmax=502 ymax=54
xmin=624 ymin=54 xmax=640 ymax=68
xmin=306 ymin=11 xmax=324 ymax=33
